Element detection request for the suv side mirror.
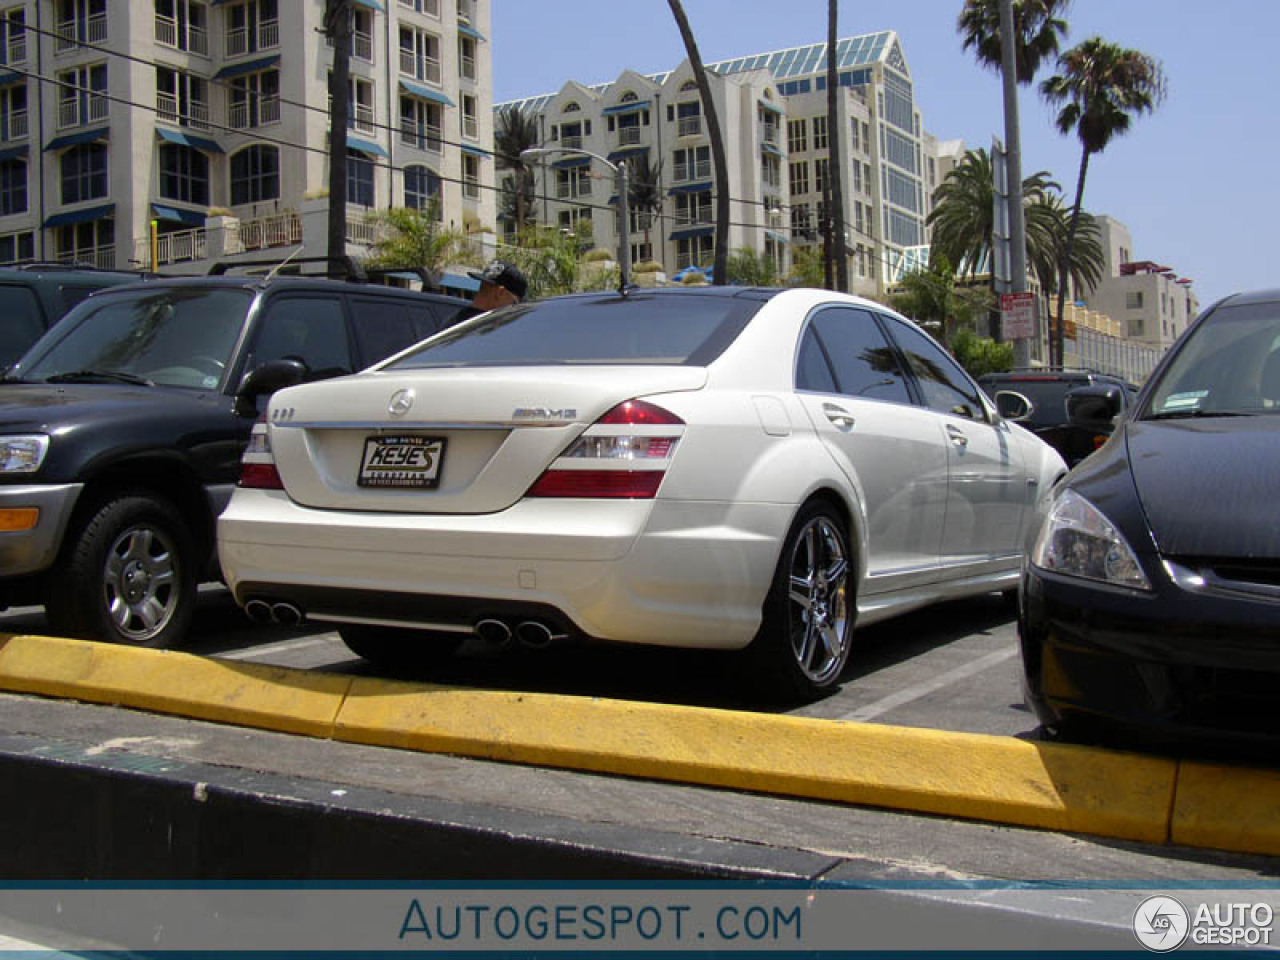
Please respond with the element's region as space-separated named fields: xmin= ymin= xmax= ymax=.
xmin=1066 ymin=384 xmax=1122 ymax=425
xmin=993 ymin=390 xmax=1033 ymax=421
xmin=233 ymin=359 xmax=308 ymax=418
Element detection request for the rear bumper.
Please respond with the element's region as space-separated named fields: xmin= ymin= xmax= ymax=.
xmin=217 ymin=490 xmax=792 ymax=649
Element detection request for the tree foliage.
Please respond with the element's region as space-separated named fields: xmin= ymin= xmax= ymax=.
xmin=726 ymin=247 xmax=781 ymax=287
xmin=950 ymin=328 xmax=1015 ymax=378
xmin=890 ymin=258 xmax=995 ymax=345
xmin=494 ymin=105 xmax=542 ymax=232
xmin=362 ymin=201 xmax=479 ymax=276
xmin=787 ymin=245 xmax=827 ymax=289
xmin=957 ymin=0 xmax=1071 ymax=84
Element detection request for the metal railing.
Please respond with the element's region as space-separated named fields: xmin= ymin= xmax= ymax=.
xmin=462 ymin=177 xmax=479 ymax=200
xmin=459 ymin=53 xmax=475 ymax=81
xmin=561 ymin=134 xmax=582 ymax=150
xmin=57 ymin=95 xmax=108 ymax=129
xmin=462 ymin=114 xmax=478 ymax=139
xmin=1 ymin=110 xmax=27 ymax=140
xmin=157 ymin=91 xmax=178 ymax=123
xmin=237 ymin=211 xmax=301 ymax=251
xmin=399 ymin=0 xmax=440 ymax=14
xmin=57 ymin=245 xmax=114 ymax=269
xmin=556 ymin=180 xmax=591 ymax=200
xmin=55 ymin=14 xmax=106 ymax=51
xmin=3 ymin=33 xmax=24 ymax=64
xmin=350 ymin=104 xmax=374 ymax=134
xmin=225 ymin=20 xmax=277 ymax=57
xmin=134 ymin=228 xmax=207 ymax=267
xmin=673 ymin=160 xmax=710 ymax=182
xmin=227 ymin=96 xmax=278 ymax=129
xmin=352 ymin=30 xmax=372 ymax=61
xmin=399 ymin=50 xmax=441 ymax=84
xmin=345 ymin=213 xmax=377 ymax=246
xmin=155 ymin=15 xmax=176 ymax=46
xmin=399 ymin=120 xmax=442 ymax=152
xmin=677 ymin=116 xmax=701 ymax=137
xmin=762 ymin=123 xmax=779 ymax=145
xmin=674 ymin=208 xmax=712 ymax=227
xmin=617 ymin=126 xmax=641 ymax=146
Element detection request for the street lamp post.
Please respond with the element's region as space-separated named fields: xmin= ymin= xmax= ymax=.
xmin=521 ymin=147 xmax=630 ymax=292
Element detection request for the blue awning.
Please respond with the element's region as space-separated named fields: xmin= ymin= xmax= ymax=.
xmin=353 ymin=0 xmax=384 ymax=9
xmin=460 ymin=144 xmax=490 ymax=159
xmin=399 ymin=78 xmax=454 ymax=106
xmin=458 ymin=23 xmax=485 ymax=41
xmin=607 ymin=145 xmax=649 ymax=163
xmin=766 ymin=230 xmax=789 ymax=245
xmin=441 ymin=271 xmax=480 ymax=293
xmin=551 ymin=154 xmax=590 ymax=168
xmin=670 ymin=226 xmax=714 ymax=241
xmin=347 ymin=135 xmax=388 ymax=158
xmin=603 ymin=100 xmax=651 ymax=116
xmin=156 ymin=126 xmax=224 ymax=154
xmin=668 ymin=181 xmax=712 ymax=195
xmin=758 ymin=98 xmax=784 ymax=114
xmin=761 ymin=141 xmax=783 ymax=157
xmin=214 ymin=54 xmax=279 ymax=80
xmin=0 ymin=70 xmax=22 ymax=88
xmin=43 ymin=202 xmax=114 ymax=229
xmin=43 ymin=126 xmax=110 ymax=152
xmin=0 ymin=144 xmax=27 ymax=163
xmin=151 ymin=203 xmax=206 ymax=227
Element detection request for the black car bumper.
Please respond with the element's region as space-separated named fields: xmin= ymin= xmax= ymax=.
xmin=1020 ymin=562 xmax=1280 ymax=748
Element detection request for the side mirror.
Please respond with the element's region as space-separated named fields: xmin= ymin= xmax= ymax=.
xmin=1066 ymin=384 xmax=1122 ymax=425
xmin=993 ymin=389 xmax=1033 ymax=421
xmin=233 ymin=358 xmax=308 ymax=418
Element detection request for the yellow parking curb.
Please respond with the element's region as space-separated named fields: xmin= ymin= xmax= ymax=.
xmin=1171 ymin=761 xmax=1280 ymax=857
xmin=0 ymin=633 xmax=351 ymax=738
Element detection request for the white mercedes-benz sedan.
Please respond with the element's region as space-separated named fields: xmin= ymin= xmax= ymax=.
xmin=218 ymin=287 xmax=1066 ymax=700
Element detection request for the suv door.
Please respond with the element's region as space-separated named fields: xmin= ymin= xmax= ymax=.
xmin=0 ymin=283 xmax=48 ymax=369
xmin=883 ymin=316 xmax=1029 ymax=567
xmin=245 ymin=294 xmax=355 ymax=380
xmin=793 ymin=306 xmax=948 ymax=595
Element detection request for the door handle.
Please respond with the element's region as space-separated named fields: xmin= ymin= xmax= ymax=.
xmin=822 ymin=403 xmax=856 ymax=430
xmin=946 ymin=425 xmax=969 ymax=447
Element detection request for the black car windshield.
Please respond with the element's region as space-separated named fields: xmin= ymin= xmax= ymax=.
xmin=385 ymin=294 xmax=764 ymax=369
xmin=19 ymin=288 xmax=252 ymax=390
xmin=1145 ymin=300 xmax=1280 ymax=418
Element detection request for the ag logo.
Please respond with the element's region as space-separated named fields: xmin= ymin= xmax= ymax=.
xmin=1133 ymin=895 xmax=1190 ymax=952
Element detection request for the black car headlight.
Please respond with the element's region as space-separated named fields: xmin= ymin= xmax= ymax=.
xmin=1031 ymin=488 xmax=1151 ymax=590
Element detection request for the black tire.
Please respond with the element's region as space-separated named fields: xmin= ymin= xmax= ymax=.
xmin=748 ymin=500 xmax=855 ymax=703
xmin=45 ymin=493 xmax=198 ymax=648
xmin=338 ymin=624 xmax=463 ymax=672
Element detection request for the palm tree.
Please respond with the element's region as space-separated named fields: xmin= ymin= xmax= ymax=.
xmin=497 ymin=171 xmax=536 ymax=231
xmin=727 ymin=247 xmax=780 ymax=287
xmin=957 ymin=0 xmax=1070 ymax=83
xmin=362 ymin=201 xmax=479 ymax=278
xmin=825 ymin=0 xmax=848 ymax=291
xmin=494 ymin=104 xmax=541 ymax=233
xmin=1024 ymin=191 xmax=1104 ymax=301
xmin=1041 ymin=37 xmax=1166 ymax=364
xmin=625 ymin=153 xmax=664 ymax=266
xmin=788 ymin=245 xmax=826 ymax=288
xmin=667 ymin=0 xmax=729 ymax=285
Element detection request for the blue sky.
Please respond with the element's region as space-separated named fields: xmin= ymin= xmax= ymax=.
xmin=492 ymin=0 xmax=1278 ymax=308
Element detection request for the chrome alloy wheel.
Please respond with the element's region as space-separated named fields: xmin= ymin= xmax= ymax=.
xmin=102 ymin=523 xmax=180 ymax=642
xmin=785 ymin=516 xmax=851 ymax=686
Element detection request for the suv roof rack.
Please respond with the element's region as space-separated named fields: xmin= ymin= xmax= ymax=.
xmin=5 ymin=261 xmax=152 ymax=275
xmin=207 ymin=255 xmax=369 ymax=282
xmin=994 ymin=366 xmax=1100 ymax=375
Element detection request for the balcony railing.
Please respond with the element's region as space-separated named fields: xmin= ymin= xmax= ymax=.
xmin=350 ymin=104 xmax=374 ymax=134
xmin=158 ymin=18 xmax=209 ymax=56
xmin=399 ymin=0 xmax=440 ymax=14
xmin=345 ymin=212 xmax=377 ymax=246
xmin=617 ymin=125 xmax=641 ymax=146
xmin=225 ymin=20 xmax=277 ymax=57
xmin=228 ymin=96 xmax=279 ymax=129
xmin=462 ymin=178 xmax=479 ymax=200
xmin=677 ymin=116 xmax=701 ymax=137
xmin=4 ymin=33 xmax=26 ymax=64
xmin=57 ymin=245 xmax=114 ymax=269
xmin=459 ymin=53 xmax=475 ymax=81
xmin=155 ymin=15 xmax=176 ymax=46
xmin=674 ymin=209 xmax=712 ymax=227
xmin=462 ymin=114 xmax=477 ymax=139
xmin=188 ymin=25 xmax=208 ymax=55
xmin=58 ymin=95 xmax=108 ymax=129
xmin=352 ymin=30 xmax=372 ymax=61
xmin=55 ymin=14 xmax=106 ymax=51
xmin=400 ymin=50 xmax=441 ymax=84
xmin=400 ymin=120 xmax=442 ymax=152
xmin=238 ymin=210 xmax=301 ymax=251
xmin=157 ymin=91 xmax=178 ymax=123
xmin=762 ymin=123 xmax=779 ymax=145
xmin=561 ymin=135 xmax=582 ymax=151
xmin=556 ymin=181 xmax=590 ymax=200
xmin=673 ymin=160 xmax=710 ymax=182
xmin=457 ymin=0 xmax=473 ymax=23
xmin=1 ymin=110 xmax=27 ymax=140
xmin=134 ymin=228 xmax=207 ymax=267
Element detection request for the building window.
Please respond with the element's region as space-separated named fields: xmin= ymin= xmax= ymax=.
xmin=158 ymin=143 xmax=209 ymax=206
xmin=228 ymin=68 xmax=279 ymax=129
xmin=674 ymin=191 xmax=711 ymax=226
xmin=789 ymin=160 xmax=809 ymax=196
xmin=556 ymin=165 xmax=590 ymax=199
xmin=0 ymin=157 xmax=26 ymax=215
xmin=559 ymin=120 xmax=588 ymax=150
xmin=461 ymin=93 xmax=478 ymax=140
xmin=790 ymin=202 xmax=812 ymax=237
xmin=55 ymin=0 xmax=106 ymax=51
xmin=0 ymin=82 xmax=26 ymax=140
xmin=60 ymin=142 xmax=108 ymax=204
xmin=462 ymin=153 xmax=480 ymax=200
xmin=399 ymin=94 xmax=442 ymax=152
xmin=812 ymin=115 xmax=828 ymax=151
xmin=56 ymin=63 xmax=107 ymax=129
xmin=814 ymin=157 xmax=830 ymax=196
xmin=787 ymin=118 xmax=807 ymax=153
xmin=675 ymin=99 xmax=701 ymax=137
xmin=351 ymin=7 xmax=372 ymax=60
xmin=459 ymin=34 xmax=476 ymax=81
xmin=557 ymin=206 xmax=591 ymax=232
xmin=154 ymin=0 xmax=208 ymax=55
xmin=761 ymin=153 xmax=780 ymax=189
xmin=399 ymin=26 xmax=440 ymax=84
xmin=630 ymin=241 xmax=652 ymax=265
xmin=347 ymin=76 xmax=374 ymax=133
xmin=157 ymin=67 xmax=209 ymax=129
xmin=562 ymin=100 xmax=580 ymax=112
xmin=1 ymin=6 xmax=27 ymax=65
xmin=230 ymin=144 xmax=280 ymax=205
xmin=347 ymin=150 xmax=374 ymax=207
xmin=0 ymin=230 xmax=34 ymax=265
xmin=404 ymin=164 xmax=440 ymax=213
xmin=225 ymin=0 xmax=277 ymax=57
xmin=676 ymin=233 xmax=713 ymax=269
xmin=398 ymin=0 xmax=439 ymax=16
xmin=673 ymin=145 xmax=709 ymax=182
xmin=1126 ymin=291 xmax=1144 ymax=309
xmin=55 ymin=217 xmax=113 ymax=268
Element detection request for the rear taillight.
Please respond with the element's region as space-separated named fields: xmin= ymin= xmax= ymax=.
xmin=526 ymin=400 xmax=684 ymax=500
xmin=238 ymin=419 xmax=284 ymax=490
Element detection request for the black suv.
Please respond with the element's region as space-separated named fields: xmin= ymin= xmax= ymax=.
xmin=978 ymin=368 xmax=1140 ymax=467
xmin=0 ymin=257 xmax=470 ymax=647
xmin=0 ymin=264 xmax=153 ymax=370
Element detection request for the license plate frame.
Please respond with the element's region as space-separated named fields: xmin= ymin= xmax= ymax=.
xmin=357 ymin=434 xmax=446 ymax=489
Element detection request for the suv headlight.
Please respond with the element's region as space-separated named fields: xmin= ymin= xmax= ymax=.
xmin=0 ymin=435 xmax=50 ymax=474
xmin=1031 ymin=488 xmax=1150 ymax=590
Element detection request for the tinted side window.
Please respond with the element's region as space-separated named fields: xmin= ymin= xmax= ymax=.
xmin=0 ymin=284 xmax=45 ymax=367
xmin=59 ymin=284 xmax=105 ymax=316
xmin=250 ymin=296 xmax=352 ymax=378
xmin=796 ymin=328 xmax=838 ymax=393
xmin=886 ymin=317 xmax=987 ymax=421
xmin=807 ymin=307 xmax=911 ymax=403
xmin=350 ymin=296 xmax=417 ymax=366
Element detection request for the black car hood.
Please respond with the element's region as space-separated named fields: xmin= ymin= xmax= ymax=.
xmin=0 ymin=382 xmax=219 ymax=431
xmin=1127 ymin=417 xmax=1280 ymax=559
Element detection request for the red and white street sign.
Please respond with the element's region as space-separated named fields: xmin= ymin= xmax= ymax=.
xmin=1000 ymin=292 xmax=1036 ymax=341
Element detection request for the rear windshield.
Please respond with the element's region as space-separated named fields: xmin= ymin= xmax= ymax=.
xmin=386 ymin=293 xmax=763 ymax=369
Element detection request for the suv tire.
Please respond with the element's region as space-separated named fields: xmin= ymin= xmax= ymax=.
xmin=45 ymin=493 xmax=197 ymax=648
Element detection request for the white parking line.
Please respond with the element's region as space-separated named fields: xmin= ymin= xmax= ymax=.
xmin=216 ymin=635 xmax=338 ymax=661
xmin=838 ymin=645 xmax=1018 ymax=723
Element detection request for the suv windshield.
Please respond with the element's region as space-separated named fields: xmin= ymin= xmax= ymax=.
xmin=982 ymin=378 xmax=1089 ymax=430
xmin=19 ymin=288 xmax=252 ymax=390
xmin=387 ymin=294 xmax=763 ymax=369
xmin=1146 ymin=300 xmax=1280 ymax=418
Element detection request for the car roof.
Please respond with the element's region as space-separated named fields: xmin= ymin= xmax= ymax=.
xmin=1218 ymin=288 xmax=1280 ymax=307
xmin=546 ymin=286 xmax=783 ymax=304
xmin=90 ymin=275 xmax=468 ymax=302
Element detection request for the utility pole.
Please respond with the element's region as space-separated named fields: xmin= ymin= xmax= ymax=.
xmin=323 ymin=0 xmax=353 ymax=268
xmin=821 ymin=180 xmax=834 ymax=290
xmin=616 ymin=160 xmax=631 ymax=291
xmin=999 ymin=0 xmax=1031 ymax=365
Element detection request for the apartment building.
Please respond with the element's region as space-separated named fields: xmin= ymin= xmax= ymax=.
xmin=497 ymin=31 xmax=940 ymax=295
xmin=0 ymin=0 xmax=494 ymax=271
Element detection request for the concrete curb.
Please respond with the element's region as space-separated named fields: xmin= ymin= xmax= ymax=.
xmin=1 ymin=633 xmax=1275 ymax=857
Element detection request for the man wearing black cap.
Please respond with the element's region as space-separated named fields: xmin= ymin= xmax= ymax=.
xmin=468 ymin=259 xmax=528 ymax=312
